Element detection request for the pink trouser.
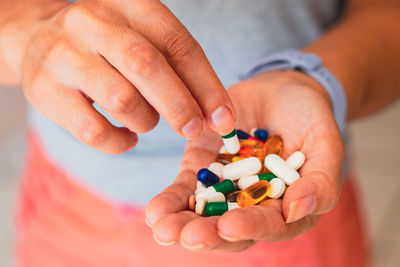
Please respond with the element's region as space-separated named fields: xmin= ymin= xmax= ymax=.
xmin=16 ymin=132 xmax=370 ymax=267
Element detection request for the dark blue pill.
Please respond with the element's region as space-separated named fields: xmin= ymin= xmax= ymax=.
xmin=236 ymin=129 xmax=251 ymax=140
xmin=254 ymin=129 xmax=268 ymax=142
xmin=197 ymin=168 xmax=220 ymax=186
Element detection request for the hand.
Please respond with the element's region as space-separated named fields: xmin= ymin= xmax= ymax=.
xmin=13 ymin=0 xmax=235 ymax=154
xmin=146 ymin=71 xmax=345 ymax=251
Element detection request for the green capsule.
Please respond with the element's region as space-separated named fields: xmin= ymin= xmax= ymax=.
xmin=213 ymin=179 xmax=235 ymax=195
xmin=258 ymin=172 xmax=276 ymax=182
xmin=205 ymin=202 xmax=240 ymax=216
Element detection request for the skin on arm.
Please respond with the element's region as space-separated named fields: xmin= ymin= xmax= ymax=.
xmin=146 ymin=0 xmax=400 ymax=252
xmin=0 ymin=0 xmax=236 ymax=155
xmin=304 ymin=0 xmax=400 ymax=119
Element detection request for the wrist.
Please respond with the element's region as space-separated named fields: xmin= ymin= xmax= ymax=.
xmin=253 ymin=70 xmax=332 ymax=108
xmin=0 ymin=0 xmax=69 ymax=80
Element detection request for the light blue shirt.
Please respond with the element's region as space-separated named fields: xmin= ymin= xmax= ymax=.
xmin=30 ymin=0 xmax=343 ymax=205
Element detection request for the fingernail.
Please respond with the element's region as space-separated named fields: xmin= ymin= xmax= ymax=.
xmin=180 ymin=240 xmax=205 ymax=250
xmin=182 ymin=116 xmax=203 ymax=139
xmin=144 ymin=218 xmax=152 ymax=228
xmin=286 ymin=195 xmax=317 ymax=223
xmin=211 ymin=106 xmax=235 ymax=135
xmin=217 ymin=230 xmax=239 ymax=242
xmin=153 ymin=234 xmax=176 ymax=246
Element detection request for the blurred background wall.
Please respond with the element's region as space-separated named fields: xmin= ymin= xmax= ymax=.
xmin=0 ymin=85 xmax=399 ymax=266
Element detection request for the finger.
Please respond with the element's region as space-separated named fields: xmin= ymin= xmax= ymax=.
xmin=180 ymin=216 xmax=255 ymax=252
xmin=146 ymin=131 xmax=220 ymax=225
xmin=63 ymin=9 xmax=204 ymax=138
xmin=46 ymin=43 xmax=159 ymax=133
xmin=282 ymin=123 xmax=345 ymax=223
xmin=145 ymin=170 xmax=196 ymax=225
xmin=152 ymin=211 xmax=198 ymax=246
xmin=217 ymin=199 xmax=320 ymax=242
xmin=25 ymin=75 xmax=137 ymax=155
xmin=123 ymin=1 xmax=236 ymax=135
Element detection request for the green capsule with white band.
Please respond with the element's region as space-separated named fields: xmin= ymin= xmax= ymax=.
xmin=238 ymin=172 xmax=277 ymax=189
xmin=205 ymin=202 xmax=240 ymax=216
xmin=195 ymin=179 xmax=235 ymax=202
xmin=221 ymin=129 xmax=240 ymax=154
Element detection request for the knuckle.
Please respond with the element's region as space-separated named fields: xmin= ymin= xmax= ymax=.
xmin=77 ymin=119 xmax=107 ymax=146
xmin=167 ymin=98 xmax=193 ymax=123
xmin=63 ymin=4 xmax=91 ymax=27
xmin=124 ymin=42 xmax=161 ymax=78
xmin=62 ymin=3 xmax=106 ymax=33
xmin=108 ymin=90 xmax=137 ymax=114
xmin=163 ymin=29 xmax=199 ymax=65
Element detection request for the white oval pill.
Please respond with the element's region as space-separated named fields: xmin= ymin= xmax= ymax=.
xmin=195 ymin=187 xmax=216 ymax=202
xmin=208 ymin=162 xmax=224 ymax=177
xmin=222 ymin=157 xmax=262 ymax=180
xmin=264 ymin=154 xmax=300 ymax=185
xmin=222 ymin=135 xmax=240 ymax=154
xmin=195 ymin=181 xmax=207 ymax=194
xmin=286 ymin=151 xmax=305 ymax=170
xmin=207 ymin=192 xmax=226 ymax=202
xmin=238 ymin=175 xmax=259 ymax=189
xmin=267 ymin=178 xmax=286 ymax=199
xmin=195 ymin=198 xmax=206 ymax=215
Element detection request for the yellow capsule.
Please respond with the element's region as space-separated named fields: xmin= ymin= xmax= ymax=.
xmin=263 ymin=136 xmax=283 ymax=172
xmin=263 ymin=135 xmax=283 ymax=156
xmin=232 ymin=156 xmax=245 ymax=162
xmin=226 ymin=190 xmax=241 ymax=202
xmin=239 ymin=139 xmax=264 ymax=149
xmin=237 ymin=180 xmax=270 ymax=207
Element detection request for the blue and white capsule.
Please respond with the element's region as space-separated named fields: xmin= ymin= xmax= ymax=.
xmin=197 ymin=168 xmax=220 ymax=186
xmin=236 ymin=129 xmax=251 ymax=140
xmin=250 ymin=128 xmax=268 ymax=142
xmin=221 ymin=129 xmax=240 ymax=154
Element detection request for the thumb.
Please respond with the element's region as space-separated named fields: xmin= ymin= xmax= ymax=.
xmin=282 ymin=156 xmax=344 ymax=223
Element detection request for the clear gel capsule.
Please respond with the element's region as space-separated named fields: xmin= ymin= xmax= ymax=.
xmin=237 ymin=180 xmax=270 ymax=207
xmin=222 ymin=157 xmax=262 ymax=180
xmin=197 ymin=168 xmax=220 ymax=186
xmin=221 ymin=129 xmax=240 ymax=154
xmin=226 ymin=190 xmax=241 ymax=202
xmin=205 ymin=202 xmax=239 ymax=216
xmin=264 ymin=154 xmax=300 ymax=185
xmin=263 ymin=135 xmax=283 ymax=156
xmin=238 ymin=172 xmax=277 ymax=189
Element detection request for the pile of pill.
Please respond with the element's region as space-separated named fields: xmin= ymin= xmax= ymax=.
xmin=189 ymin=128 xmax=305 ymax=216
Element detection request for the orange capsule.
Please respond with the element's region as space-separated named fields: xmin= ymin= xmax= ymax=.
xmin=226 ymin=190 xmax=241 ymax=202
xmin=216 ymin=154 xmax=235 ymax=165
xmin=239 ymin=139 xmax=264 ymax=149
xmin=263 ymin=135 xmax=283 ymax=172
xmin=239 ymin=146 xmax=256 ymax=157
xmin=237 ymin=180 xmax=270 ymax=207
xmin=263 ymin=135 xmax=283 ymax=156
